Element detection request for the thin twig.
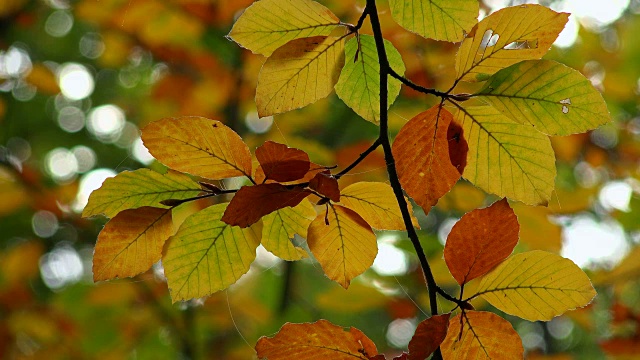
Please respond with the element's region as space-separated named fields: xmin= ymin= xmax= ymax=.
xmin=388 ymin=68 xmax=449 ymax=98
xmin=334 ymin=138 xmax=381 ymax=179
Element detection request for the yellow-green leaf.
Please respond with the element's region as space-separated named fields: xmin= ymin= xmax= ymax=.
xmin=307 ymin=205 xmax=377 ymax=288
xmin=262 ymin=199 xmax=316 ymax=261
xmin=162 ymin=203 xmax=262 ymax=302
xmin=453 ymin=105 xmax=556 ymax=205
xmin=474 ymin=250 xmax=597 ymax=321
xmin=335 ymin=35 xmax=405 ymax=124
xmin=93 ymin=207 xmax=173 ymax=281
xmin=477 ymin=60 xmax=611 ymax=136
xmin=256 ymin=35 xmax=345 ymax=117
xmin=82 ymin=169 xmax=202 ymax=218
xmin=388 ymin=0 xmax=478 ymax=42
xmin=456 ymin=4 xmax=569 ymax=82
xmin=340 ymin=182 xmax=417 ymax=231
xmin=141 ymin=116 xmax=253 ymax=180
xmin=227 ymin=0 xmax=341 ymax=56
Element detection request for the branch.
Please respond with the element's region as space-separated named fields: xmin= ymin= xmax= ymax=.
xmin=334 ymin=138 xmax=381 ymax=179
xmin=388 ymin=68 xmax=449 ymax=98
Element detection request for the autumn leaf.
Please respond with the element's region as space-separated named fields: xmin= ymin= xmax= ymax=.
xmin=335 ymin=35 xmax=405 ymax=124
xmin=443 ymin=199 xmax=519 ymax=285
xmin=93 ymin=207 xmax=172 ymax=282
xmin=262 ymin=200 xmax=316 ymax=261
xmin=162 ymin=203 xmax=262 ymax=302
xmin=340 ymin=182 xmax=418 ymax=231
xmin=474 ymin=250 xmax=597 ymax=321
xmin=227 ymin=0 xmax=341 ymax=56
xmin=141 ymin=116 xmax=253 ymax=180
xmin=388 ymin=0 xmax=478 ymax=42
xmin=256 ymin=35 xmax=346 ymax=117
xmin=309 ymin=172 xmax=340 ymax=202
xmin=456 ymin=4 xmax=569 ymax=82
xmin=221 ymin=184 xmax=311 ymax=228
xmin=392 ymin=105 xmax=465 ymax=212
xmin=408 ymin=314 xmax=450 ymax=360
xmin=453 ymin=105 xmax=556 ymax=205
xmin=255 ymin=319 xmax=379 ymax=359
xmin=477 ymin=60 xmax=611 ymax=136
xmin=308 ymin=205 xmax=376 ymax=288
xmin=441 ymin=311 xmax=524 ymax=359
xmin=255 ymin=141 xmax=311 ymax=183
xmin=82 ymin=169 xmax=202 ymax=219
xmin=447 ymin=120 xmax=468 ymax=173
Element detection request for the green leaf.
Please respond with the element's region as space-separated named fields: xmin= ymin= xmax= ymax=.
xmin=388 ymin=0 xmax=478 ymax=42
xmin=335 ymin=35 xmax=405 ymax=124
xmin=453 ymin=105 xmax=556 ymax=205
xmin=227 ymin=0 xmax=341 ymax=56
xmin=162 ymin=203 xmax=262 ymax=302
xmin=261 ymin=199 xmax=316 ymax=261
xmin=477 ymin=60 xmax=610 ymax=136
xmin=82 ymin=169 xmax=202 ymax=219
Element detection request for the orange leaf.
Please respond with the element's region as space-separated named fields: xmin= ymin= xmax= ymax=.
xmin=221 ymin=184 xmax=311 ymax=228
xmin=255 ymin=162 xmax=327 ymax=184
xmin=255 ymin=319 xmax=379 ymax=359
xmin=441 ymin=311 xmax=524 ymax=360
xmin=408 ymin=314 xmax=450 ymax=360
xmin=309 ymin=172 xmax=340 ymax=202
xmin=443 ymin=199 xmax=519 ymax=285
xmin=392 ymin=105 xmax=462 ymax=213
xmin=256 ymin=141 xmax=311 ymax=182
xmin=93 ymin=207 xmax=173 ymax=282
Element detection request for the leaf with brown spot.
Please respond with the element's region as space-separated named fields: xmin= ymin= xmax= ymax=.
xmin=256 ymin=141 xmax=311 ymax=182
xmin=447 ymin=120 xmax=468 ymax=173
xmin=444 ymin=199 xmax=519 ymax=285
xmin=408 ymin=314 xmax=450 ymax=360
xmin=309 ymin=172 xmax=340 ymax=202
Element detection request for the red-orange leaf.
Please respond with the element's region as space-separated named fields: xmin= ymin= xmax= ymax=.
xmin=392 ymin=105 xmax=462 ymax=213
xmin=255 ymin=319 xmax=379 ymax=359
xmin=221 ymin=184 xmax=311 ymax=228
xmin=447 ymin=120 xmax=468 ymax=173
xmin=408 ymin=314 xmax=450 ymax=360
xmin=309 ymin=172 xmax=340 ymax=202
xmin=256 ymin=141 xmax=311 ymax=182
xmin=444 ymin=199 xmax=519 ymax=285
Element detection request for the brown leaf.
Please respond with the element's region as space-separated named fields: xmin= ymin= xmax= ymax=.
xmin=255 ymin=319 xmax=379 ymax=359
xmin=221 ymin=184 xmax=311 ymax=228
xmin=408 ymin=314 xmax=450 ymax=360
xmin=443 ymin=199 xmax=519 ymax=285
xmin=255 ymin=162 xmax=328 ymax=185
xmin=256 ymin=141 xmax=311 ymax=182
xmin=392 ymin=105 xmax=462 ymax=213
xmin=447 ymin=120 xmax=468 ymax=174
xmin=309 ymin=171 xmax=340 ymax=202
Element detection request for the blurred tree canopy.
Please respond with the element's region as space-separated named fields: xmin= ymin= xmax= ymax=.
xmin=1 ymin=0 xmax=640 ymax=359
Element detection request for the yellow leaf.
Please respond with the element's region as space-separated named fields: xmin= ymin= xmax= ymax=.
xmin=162 ymin=203 xmax=262 ymax=302
xmin=82 ymin=169 xmax=202 ymax=218
xmin=228 ymin=0 xmax=341 ymax=56
xmin=477 ymin=60 xmax=611 ymax=136
xmin=474 ymin=250 xmax=597 ymax=321
xmin=141 ymin=116 xmax=253 ymax=180
xmin=340 ymin=181 xmax=418 ymax=231
xmin=456 ymin=4 xmax=568 ymax=82
xmin=262 ymin=199 xmax=316 ymax=261
xmin=592 ymin=246 xmax=640 ymax=285
xmin=256 ymin=35 xmax=345 ymax=117
xmin=25 ymin=63 xmax=60 ymax=95
xmin=0 ymin=241 xmax=43 ymax=287
xmin=388 ymin=0 xmax=478 ymax=42
xmin=307 ymin=205 xmax=376 ymax=288
xmin=93 ymin=207 xmax=173 ymax=281
xmin=512 ymin=203 xmax=561 ymax=252
xmin=441 ymin=311 xmax=524 ymax=360
xmin=453 ymin=105 xmax=556 ymax=206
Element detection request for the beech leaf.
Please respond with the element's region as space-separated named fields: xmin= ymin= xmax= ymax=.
xmin=408 ymin=314 xmax=450 ymax=360
xmin=256 ymin=141 xmax=311 ymax=183
xmin=262 ymin=199 xmax=316 ymax=261
xmin=309 ymin=172 xmax=340 ymax=202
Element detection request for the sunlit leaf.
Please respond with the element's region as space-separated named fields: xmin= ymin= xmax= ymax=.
xmin=256 ymin=35 xmax=345 ymax=117
xmin=227 ymin=0 xmax=341 ymax=56
xmin=255 ymin=319 xmax=379 ymax=359
xmin=256 ymin=141 xmax=310 ymax=182
xmin=441 ymin=311 xmax=524 ymax=359
xmin=262 ymin=199 xmax=316 ymax=261
xmin=82 ymin=169 xmax=202 ymax=218
xmin=513 ymin=203 xmax=562 ymax=252
xmin=453 ymin=105 xmax=556 ymax=205
xmin=456 ymin=4 xmax=568 ymax=82
xmin=141 ymin=116 xmax=253 ymax=180
xmin=475 ymin=250 xmax=597 ymax=321
xmin=408 ymin=314 xmax=450 ymax=360
xmin=444 ymin=199 xmax=519 ymax=285
xmin=477 ymin=60 xmax=611 ymax=136
xmin=308 ymin=205 xmax=376 ymax=288
xmin=392 ymin=105 xmax=465 ymax=212
xmin=309 ymin=172 xmax=340 ymax=202
xmin=163 ymin=203 xmax=262 ymax=302
xmin=335 ymin=35 xmax=405 ymax=124
xmin=340 ymin=181 xmax=417 ymax=231
xmin=388 ymin=0 xmax=478 ymax=42
xmin=93 ymin=207 xmax=172 ymax=281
